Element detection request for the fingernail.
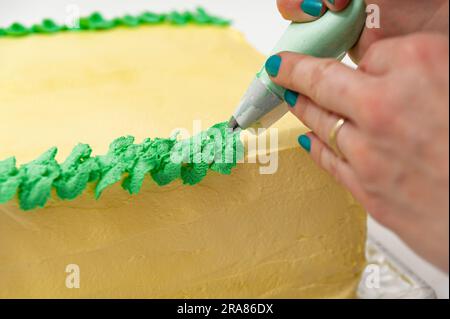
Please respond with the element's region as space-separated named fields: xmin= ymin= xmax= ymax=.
xmin=301 ymin=0 xmax=324 ymax=17
xmin=298 ymin=135 xmax=311 ymax=152
xmin=284 ymin=89 xmax=299 ymax=107
xmin=265 ymin=55 xmax=282 ymax=77
xmin=329 ymin=0 xmax=335 ymax=4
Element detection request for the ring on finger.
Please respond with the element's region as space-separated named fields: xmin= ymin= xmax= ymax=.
xmin=328 ymin=118 xmax=346 ymax=159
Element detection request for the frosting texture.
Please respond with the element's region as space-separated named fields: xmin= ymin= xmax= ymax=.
xmin=0 ymin=122 xmax=242 ymax=211
xmin=0 ymin=8 xmax=230 ymax=38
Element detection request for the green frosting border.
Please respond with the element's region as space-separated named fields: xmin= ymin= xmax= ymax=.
xmin=0 ymin=7 xmax=231 ymax=38
xmin=0 ymin=122 xmax=243 ymax=211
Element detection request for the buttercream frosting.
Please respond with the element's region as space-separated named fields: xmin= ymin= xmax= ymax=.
xmin=0 ymin=20 xmax=366 ymax=298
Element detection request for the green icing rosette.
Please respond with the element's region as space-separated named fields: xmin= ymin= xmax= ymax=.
xmin=2 ymin=22 xmax=30 ymax=37
xmin=31 ymin=19 xmax=65 ymax=34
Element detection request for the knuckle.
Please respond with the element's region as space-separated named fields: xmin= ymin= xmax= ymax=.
xmin=359 ymin=90 xmax=390 ymax=133
xmin=315 ymin=110 xmax=330 ymax=141
xmin=319 ymin=146 xmax=340 ymax=181
xmin=309 ymin=59 xmax=337 ymax=99
xmin=317 ymin=143 xmax=327 ymax=168
xmin=289 ymin=60 xmax=303 ymax=88
xmin=327 ymin=155 xmax=339 ymax=181
xmin=295 ymin=96 xmax=308 ymax=118
xmin=401 ymin=37 xmax=429 ymax=62
xmin=398 ymin=34 xmax=449 ymax=67
xmin=335 ymin=81 xmax=356 ymax=106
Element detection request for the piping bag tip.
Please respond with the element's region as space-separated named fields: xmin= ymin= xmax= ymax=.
xmin=228 ymin=116 xmax=242 ymax=132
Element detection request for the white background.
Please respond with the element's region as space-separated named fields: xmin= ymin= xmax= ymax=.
xmin=1 ymin=0 xmax=448 ymax=299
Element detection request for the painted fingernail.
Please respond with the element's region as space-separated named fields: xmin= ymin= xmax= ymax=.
xmin=301 ymin=0 xmax=324 ymax=17
xmin=265 ymin=55 xmax=282 ymax=77
xmin=329 ymin=0 xmax=335 ymax=4
xmin=298 ymin=135 xmax=311 ymax=152
xmin=284 ymin=89 xmax=299 ymax=107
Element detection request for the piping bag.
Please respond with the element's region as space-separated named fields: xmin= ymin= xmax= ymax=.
xmin=228 ymin=0 xmax=366 ymax=131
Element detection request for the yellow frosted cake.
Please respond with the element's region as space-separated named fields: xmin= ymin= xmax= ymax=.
xmin=0 ymin=10 xmax=366 ymax=298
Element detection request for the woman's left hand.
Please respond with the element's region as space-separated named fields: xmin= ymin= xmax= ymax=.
xmin=265 ymin=33 xmax=449 ymax=271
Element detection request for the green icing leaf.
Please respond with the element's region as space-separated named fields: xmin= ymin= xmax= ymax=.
xmin=89 ymin=12 xmax=116 ymax=30
xmin=31 ymin=19 xmax=64 ymax=33
xmin=88 ymin=12 xmax=106 ymax=24
xmin=95 ymin=164 xmax=125 ymax=198
xmin=192 ymin=7 xmax=231 ymax=26
xmin=78 ymin=17 xmax=93 ymax=30
xmin=166 ymin=11 xmax=191 ymax=25
xmin=5 ymin=23 xmax=30 ymax=36
xmin=149 ymin=138 xmax=181 ymax=186
xmin=18 ymin=148 xmax=61 ymax=210
xmin=115 ymin=15 xmax=140 ymax=27
xmin=95 ymin=136 xmax=136 ymax=198
xmin=138 ymin=12 xmax=166 ymax=24
xmin=151 ymin=162 xmax=181 ymax=186
xmin=122 ymin=157 xmax=156 ymax=194
xmin=54 ymin=144 xmax=99 ymax=200
xmin=0 ymin=157 xmax=23 ymax=204
xmin=0 ymin=28 xmax=6 ymax=36
xmin=122 ymin=138 xmax=158 ymax=194
xmin=181 ymin=162 xmax=209 ymax=185
xmin=210 ymin=162 xmax=234 ymax=175
xmin=79 ymin=12 xmax=116 ymax=30
xmin=209 ymin=16 xmax=231 ymax=26
xmin=191 ymin=8 xmax=212 ymax=24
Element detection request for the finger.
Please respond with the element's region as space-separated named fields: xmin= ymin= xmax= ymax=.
xmin=277 ymin=0 xmax=327 ymax=22
xmin=265 ymin=52 xmax=371 ymax=122
xmin=325 ymin=0 xmax=351 ymax=11
xmin=298 ymin=132 xmax=369 ymax=204
xmin=285 ymin=92 xmax=364 ymax=167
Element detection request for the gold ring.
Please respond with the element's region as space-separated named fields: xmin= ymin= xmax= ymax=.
xmin=329 ymin=118 xmax=346 ymax=159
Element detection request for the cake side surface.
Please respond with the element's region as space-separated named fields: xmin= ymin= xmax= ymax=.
xmin=0 ymin=147 xmax=366 ymax=298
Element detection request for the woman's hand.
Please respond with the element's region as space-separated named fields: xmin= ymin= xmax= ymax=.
xmin=265 ymin=33 xmax=449 ymax=271
xmin=277 ymin=0 xmax=449 ymax=61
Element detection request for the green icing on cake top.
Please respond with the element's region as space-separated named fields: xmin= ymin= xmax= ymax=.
xmin=0 ymin=122 xmax=243 ymax=211
xmin=0 ymin=8 xmax=231 ymax=38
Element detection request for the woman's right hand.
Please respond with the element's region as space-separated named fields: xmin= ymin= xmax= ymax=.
xmin=276 ymin=0 xmax=450 ymax=61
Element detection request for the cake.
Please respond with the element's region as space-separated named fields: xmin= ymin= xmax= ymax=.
xmin=0 ymin=9 xmax=367 ymax=298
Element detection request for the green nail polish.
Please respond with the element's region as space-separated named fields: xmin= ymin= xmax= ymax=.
xmin=301 ymin=0 xmax=323 ymax=17
xmin=265 ymin=55 xmax=282 ymax=77
xmin=284 ymin=90 xmax=299 ymax=107
xmin=298 ymin=135 xmax=311 ymax=152
xmin=329 ymin=0 xmax=335 ymax=4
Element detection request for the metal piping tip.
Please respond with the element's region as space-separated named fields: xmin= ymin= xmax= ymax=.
xmin=228 ymin=116 xmax=241 ymax=132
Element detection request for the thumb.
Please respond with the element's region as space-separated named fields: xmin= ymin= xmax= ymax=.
xmin=325 ymin=0 xmax=352 ymax=12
